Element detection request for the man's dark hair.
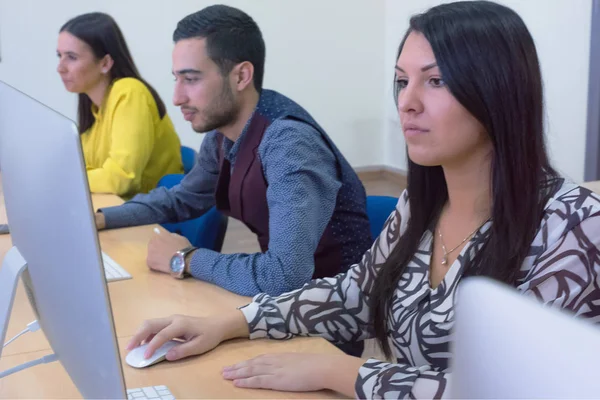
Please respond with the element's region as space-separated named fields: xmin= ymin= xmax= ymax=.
xmin=174 ymin=5 xmax=266 ymax=91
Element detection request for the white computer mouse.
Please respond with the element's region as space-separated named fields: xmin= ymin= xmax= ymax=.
xmin=125 ymin=340 xmax=180 ymax=368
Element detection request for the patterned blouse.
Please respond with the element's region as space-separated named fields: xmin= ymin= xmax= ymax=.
xmin=240 ymin=180 xmax=600 ymax=399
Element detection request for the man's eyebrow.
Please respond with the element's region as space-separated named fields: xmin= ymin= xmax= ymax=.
xmin=172 ymin=69 xmax=203 ymax=75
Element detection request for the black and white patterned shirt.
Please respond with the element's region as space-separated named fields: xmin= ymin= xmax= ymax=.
xmin=240 ymin=180 xmax=600 ymax=399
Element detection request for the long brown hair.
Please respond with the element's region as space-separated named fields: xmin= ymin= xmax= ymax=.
xmin=60 ymin=12 xmax=166 ymax=134
xmin=370 ymin=1 xmax=560 ymax=359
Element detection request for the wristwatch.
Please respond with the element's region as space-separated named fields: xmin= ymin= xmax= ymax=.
xmin=169 ymin=246 xmax=197 ymax=279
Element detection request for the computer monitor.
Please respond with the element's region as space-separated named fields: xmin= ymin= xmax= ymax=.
xmin=451 ymin=277 xmax=600 ymax=398
xmin=0 ymin=81 xmax=126 ymax=398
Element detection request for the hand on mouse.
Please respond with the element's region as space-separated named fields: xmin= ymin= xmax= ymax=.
xmin=126 ymin=311 xmax=249 ymax=361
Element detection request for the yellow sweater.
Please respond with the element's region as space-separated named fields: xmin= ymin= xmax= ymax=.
xmin=81 ymin=77 xmax=183 ymax=198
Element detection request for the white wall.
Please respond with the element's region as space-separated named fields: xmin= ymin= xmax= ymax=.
xmin=384 ymin=0 xmax=593 ymax=182
xmin=0 ymin=0 xmax=385 ymax=167
xmin=0 ymin=0 xmax=594 ymax=179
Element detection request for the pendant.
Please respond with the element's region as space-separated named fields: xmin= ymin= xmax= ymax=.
xmin=441 ymin=255 xmax=448 ymax=265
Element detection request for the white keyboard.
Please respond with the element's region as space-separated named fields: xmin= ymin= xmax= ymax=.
xmin=102 ymin=251 xmax=132 ymax=282
xmin=127 ymin=385 xmax=174 ymax=400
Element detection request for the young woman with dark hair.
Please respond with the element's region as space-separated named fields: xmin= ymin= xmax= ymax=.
xmin=57 ymin=13 xmax=183 ymax=198
xmin=125 ymin=2 xmax=600 ymax=398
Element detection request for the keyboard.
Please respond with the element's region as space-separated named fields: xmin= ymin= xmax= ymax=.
xmin=102 ymin=251 xmax=132 ymax=282
xmin=127 ymin=385 xmax=174 ymax=400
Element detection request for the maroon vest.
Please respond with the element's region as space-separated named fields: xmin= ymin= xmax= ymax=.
xmin=214 ymin=114 xmax=341 ymax=279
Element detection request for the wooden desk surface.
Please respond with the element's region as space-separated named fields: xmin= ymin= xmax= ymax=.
xmin=0 ymin=192 xmax=343 ymax=399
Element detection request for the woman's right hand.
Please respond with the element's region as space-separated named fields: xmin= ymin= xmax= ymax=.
xmin=126 ymin=311 xmax=249 ymax=361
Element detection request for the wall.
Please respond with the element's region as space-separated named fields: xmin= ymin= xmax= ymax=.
xmin=0 ymin=0 xmax=594 ymax=180
xmin=0 ymin=0 xmax=386 ymax=167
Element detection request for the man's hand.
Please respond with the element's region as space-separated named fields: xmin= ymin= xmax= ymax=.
xmin=147 ymin=230 xmax=193 ymax=274
xmin=95 ymin=212 xmax=106 ymax=230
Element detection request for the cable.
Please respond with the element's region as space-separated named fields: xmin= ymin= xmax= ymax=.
xmin=3 ymin=320 xmax=40 ymax=348
xmin=0 ymin=353 xmax=58 ymax=379
xmin=2 ymin=328 xmax=27 ymax=348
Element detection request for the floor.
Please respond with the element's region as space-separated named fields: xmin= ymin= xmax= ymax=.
xmin=219 ymin=175 xmax=404 ymax=360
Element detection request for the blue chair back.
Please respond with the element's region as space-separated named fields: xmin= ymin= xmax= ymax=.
xmin=180 ymin=146 xmax=197 ymax=174
xmin=366 ymin=195 xmax=399 ymax=240
xmin=157 ymin=173 xmax=228 ymax=251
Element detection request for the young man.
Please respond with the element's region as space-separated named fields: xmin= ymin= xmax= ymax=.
xmin=97 ymin=5 xmax=372 ymax=300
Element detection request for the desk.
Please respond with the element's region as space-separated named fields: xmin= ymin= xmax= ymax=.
xmin=0 ymin=192 xmax=343 ymax=399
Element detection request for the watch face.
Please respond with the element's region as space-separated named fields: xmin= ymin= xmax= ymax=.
xmin=170 ymin=254 xmax=185 ymax=274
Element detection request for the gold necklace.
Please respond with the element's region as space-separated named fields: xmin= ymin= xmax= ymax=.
xmin=437 ymin=223 xmax=485 ymax=266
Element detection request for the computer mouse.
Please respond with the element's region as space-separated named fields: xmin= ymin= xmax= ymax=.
xmin=125 ymin=340 xmax=180 ymax=368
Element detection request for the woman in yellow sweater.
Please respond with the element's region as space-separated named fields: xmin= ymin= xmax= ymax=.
xmin=56 ymin=13 xmax=183 ymax=199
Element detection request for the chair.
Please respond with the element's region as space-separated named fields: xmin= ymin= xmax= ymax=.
xmin=366 ymin=195 xmax=398 ymax=239
xmin=156 ymin=173 xmax=228 ymax=252
xmin=180 ymin=146 xmax=197 ymax=174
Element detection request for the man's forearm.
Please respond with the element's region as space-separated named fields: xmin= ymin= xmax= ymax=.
xmin=99 ymin=200 xmax=166 ymax=229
